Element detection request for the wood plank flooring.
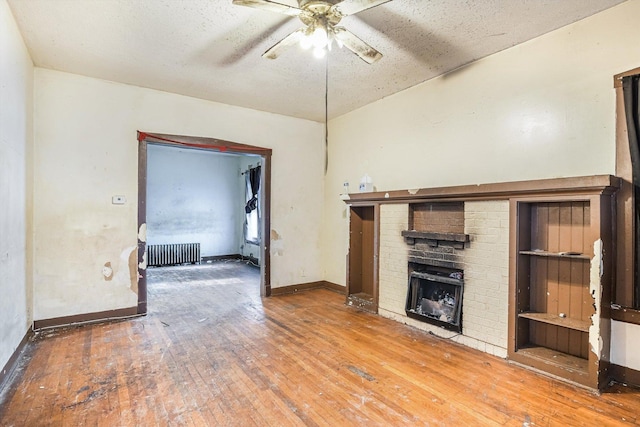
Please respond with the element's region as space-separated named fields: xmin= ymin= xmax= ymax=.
xmin=1 ymin=261 xmax=639 ymax=426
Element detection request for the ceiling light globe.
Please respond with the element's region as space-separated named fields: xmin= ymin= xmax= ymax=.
xmin=311 ymin=27 xmax=328 ymax=49
xmin=299 ymin=36 xmax=312 ymax=50
xmin=313 ymin=47 xmax=326 ymax=59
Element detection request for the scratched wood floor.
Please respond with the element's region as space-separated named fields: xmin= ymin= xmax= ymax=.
xmin=1 ymin=261 xmax=639 ymax=426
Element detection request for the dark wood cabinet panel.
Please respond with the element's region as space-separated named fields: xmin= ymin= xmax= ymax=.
xmin=347 ymin=205 xmax=377 ymax=312
xmin=509 ymin=195 xmax=614 ymax=390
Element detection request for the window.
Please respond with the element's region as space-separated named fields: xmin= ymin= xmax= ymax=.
xmin=244 ymin=165 xmax=261 ymax=245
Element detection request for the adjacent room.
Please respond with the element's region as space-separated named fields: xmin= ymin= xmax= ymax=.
xmin=145 ymin=142 xmax=265 ymax=289
xmin=2 ymin=0 xmax=640 ymax=424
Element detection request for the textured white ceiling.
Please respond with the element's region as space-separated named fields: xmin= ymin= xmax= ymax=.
xmin=8 ymin=0 xmax=626 ymax=122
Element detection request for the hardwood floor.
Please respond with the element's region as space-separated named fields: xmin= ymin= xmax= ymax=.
xmin=1 ymin=261 xmax=639 ymax=426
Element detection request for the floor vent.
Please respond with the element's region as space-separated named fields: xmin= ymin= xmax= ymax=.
xmin=147 ymin=243 xmax=200 ymax=267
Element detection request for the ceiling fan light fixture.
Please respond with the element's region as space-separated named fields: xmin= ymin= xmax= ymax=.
xmin=311 ymin=25 xmax=328 ymax=49
xmin=313 ymin=46 xmax=326 ymax=59
xmin=235 ymin=0 xmax=388 ymax=64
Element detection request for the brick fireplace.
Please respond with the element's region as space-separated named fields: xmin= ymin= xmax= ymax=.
xmin=405 ymin=263 xmax=464 ymax=332
xmin=378 ymin=201 xmax=510 ymax=358
xmin=345 ymin=175 xmax=617 ymax=388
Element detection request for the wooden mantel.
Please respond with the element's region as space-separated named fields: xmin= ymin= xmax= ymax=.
xmin=343 ymin=175 xmax=620 ymax=205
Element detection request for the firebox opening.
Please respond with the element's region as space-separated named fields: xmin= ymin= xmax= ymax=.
xmin=405 ymin=263 xmax=464 ymax=333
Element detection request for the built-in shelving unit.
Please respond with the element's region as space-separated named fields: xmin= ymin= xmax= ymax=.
xmin=509 ymin=187 xmax=616 ymax=390
xmin=347 ymin=205 xmax=378 ymax=312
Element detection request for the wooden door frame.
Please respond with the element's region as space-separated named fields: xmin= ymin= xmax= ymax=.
xmin=136 ymin=131 xmax=272 ymax=314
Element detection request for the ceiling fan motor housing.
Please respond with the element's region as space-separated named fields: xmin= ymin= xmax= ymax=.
xmin=299 ymin=0 xmax=341 ymax=8
xmin=299 ymin=1 xmax=344 ymax=27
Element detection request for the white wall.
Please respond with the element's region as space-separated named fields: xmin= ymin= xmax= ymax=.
xmin=611 ymin=320 xmax=640 ymax=371
xmin=0 ymin=1 xmax=33 ymax=372
xmin=147 ymin=144 xmax=245 ymax=258
xmin=322 ymin=1 xmax=640 ymax=369
xmin=33 ymin=68 xmax=324 ymax=320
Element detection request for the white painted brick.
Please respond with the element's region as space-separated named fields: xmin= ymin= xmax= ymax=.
xmin=377 ymin=201 xmax=509 ymax=359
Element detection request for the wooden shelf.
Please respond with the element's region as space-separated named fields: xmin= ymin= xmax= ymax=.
xmin=347 ymin=293 xmax=376 ymax=313
xmin=519 ymin=250 xmax=590 ymax=260
xmin=516 ymin=346 xmax=588 ymax=374
xmin=349 ymin=292 xmax=374 ymax=302
xmin=518 ymin=312 xmax=590 ymax=332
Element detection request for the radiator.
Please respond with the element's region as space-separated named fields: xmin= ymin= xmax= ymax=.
xmin=147 ymin=243 xmax=201 ymax=267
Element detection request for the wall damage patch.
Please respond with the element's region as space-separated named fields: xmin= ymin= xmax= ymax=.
xmin=138 ymin=223 xmax=147 ymax=243
xmin=102 ymin=262 xmax=113 ymax=281
xmin=107 ymin=246 xmax=139 ymax=293
xmin=138 ymin=250 xmax=147 ymax=270
xmin=270 ymin=229 xmax=283 ymax=256
xmin=128 ymin=248 xmax=138 ymax=293
xmin=588 ymin=239 xmax=603 ymax=357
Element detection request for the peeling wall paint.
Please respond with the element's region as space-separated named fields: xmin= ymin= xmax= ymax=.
xmin=127 ymin=247 xmax=138 ymax=293
xmin=107 ymin=246 xmax=139 ymax=293
xmin=138 ymin=251 xmax=147 ymax=270
xmin=589 ymin=239 xmax=603 ymax=358
xmin=102 ymin=262 xmax=113 ymax=281
xmin=271 ymin=229 xmax=284 ymax=257
xmin=103 ymin=247 xmax=137 ymax=291
xmin=138 ymin=223 xmax=147 ymax=242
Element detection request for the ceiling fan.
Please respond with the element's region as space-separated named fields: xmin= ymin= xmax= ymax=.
xmin=232 ymin=0 xmax=392 ymax=64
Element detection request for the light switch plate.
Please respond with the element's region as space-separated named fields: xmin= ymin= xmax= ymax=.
xmin=112 ymin=195 xmax=126 ymax=205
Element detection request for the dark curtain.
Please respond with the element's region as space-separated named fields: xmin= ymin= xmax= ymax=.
xmin=622 ymin=75 xmax=640 ymax=307
xmin=245 ymin=165 xmax=261 ymax=214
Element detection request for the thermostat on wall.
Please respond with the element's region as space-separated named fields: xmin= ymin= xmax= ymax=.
xmin=112 ymin=195 xmax=126 ymax=205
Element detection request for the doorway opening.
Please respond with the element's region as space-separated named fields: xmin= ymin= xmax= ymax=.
xmin=137 ymin=131 xmax=272 ymax=314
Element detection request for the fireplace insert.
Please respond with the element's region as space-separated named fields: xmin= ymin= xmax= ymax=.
xmin=405 ymin=266 xmax=463 ymax=332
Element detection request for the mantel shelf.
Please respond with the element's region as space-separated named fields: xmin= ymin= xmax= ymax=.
xmin=401 ymin=230 xmax=470 ymax=249
xmin=344 ymin=175 xmax=619 ymax=205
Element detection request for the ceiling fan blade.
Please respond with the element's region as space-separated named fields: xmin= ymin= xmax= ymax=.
xmin=333 ymin=27 xmax=382 ymax=64
xmin=232 ymin=0 xmax=301 ymax=16
xmin=262 ymin=28 xmax=305 ymax=60
xmin=330 ymin=0 xmax=392 ymax=17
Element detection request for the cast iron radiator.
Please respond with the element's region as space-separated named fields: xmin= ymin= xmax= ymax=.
xmin=147 ymin=243 xmax=201 ymax=267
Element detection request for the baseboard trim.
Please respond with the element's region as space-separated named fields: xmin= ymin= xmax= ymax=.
xmin=33 ymin=306 xmax=140 ymax=331
xmin=270 ymin=281 xmax=345 ymax=296
xmin=610 ymin=363 xmax=640 ymax=388
xmin=201 ymin=254 xmax=242 ymax=262
xmin=0 ymin=328 xmax=33 ymax=393
xmin=201 ymin=254 xmax=260 ymax=266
